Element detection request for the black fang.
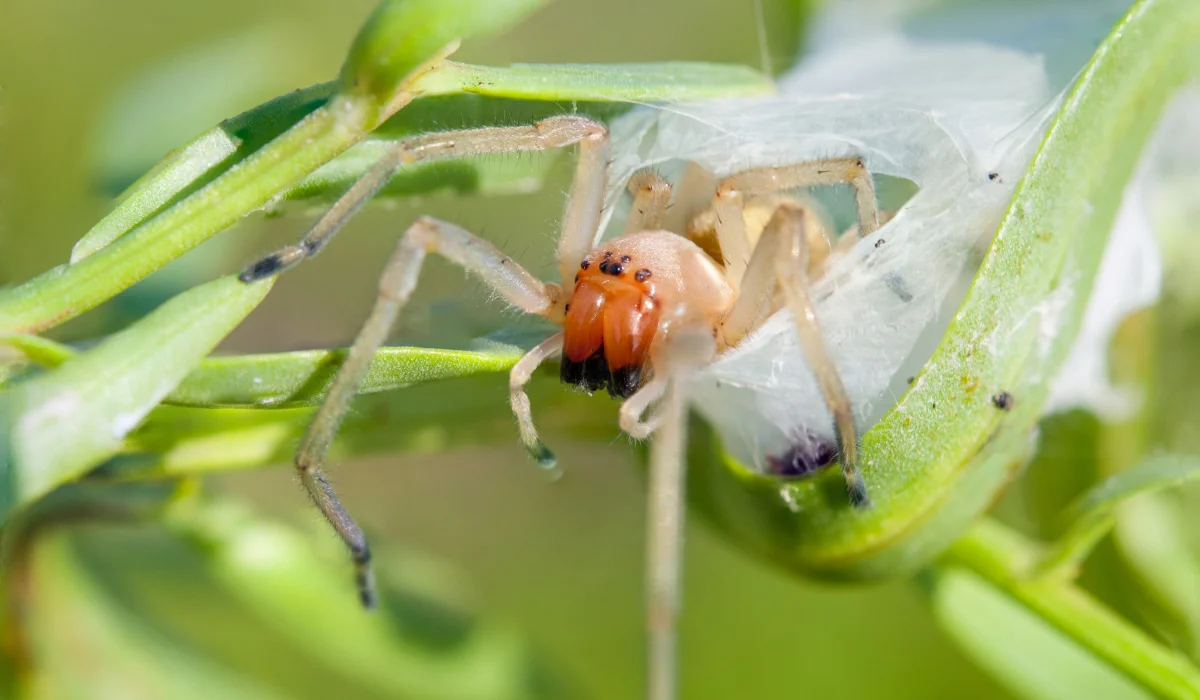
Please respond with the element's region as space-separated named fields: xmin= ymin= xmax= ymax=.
xmin=560 ymin=348 xmax=643 ymax=399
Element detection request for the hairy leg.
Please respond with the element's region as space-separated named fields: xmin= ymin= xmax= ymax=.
xmin=712 ymin=157 xmax=879 ymax=285
xmin=640 ymin=321 xmax=716 ymax=700
xmin=717 ymin=202 xmax=833 ymax=349
xmin=618 ymin=375 xmax=668 ymax=439
xmin=240 ymin=116 xmax=609 ymax=283
xmin=291 ymin=216 xmax=555 ymax=607
xmin=764 ymin=203 xmax=869 ymax=507
xmin=509 ymin=332 xmax=564 ymax=468
xmin=623 ymin=170 xmax=673 ymax=235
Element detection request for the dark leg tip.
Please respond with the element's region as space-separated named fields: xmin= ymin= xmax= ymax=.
xmin=356 ymin=565 xmax=378 ymax=610
xmin=527 ymin=440 xmax=558 ymax=470
xmin=846 ymin=474 xmax=871 ymax=509
xmin=239 ymin=255 xmax=284 ymax=283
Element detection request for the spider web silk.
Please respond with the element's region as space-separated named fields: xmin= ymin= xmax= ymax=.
xmin=599 ymin=0 xmax=1162 ymax=471
xmin=599 ymin=34 xmax=1058 ymax=468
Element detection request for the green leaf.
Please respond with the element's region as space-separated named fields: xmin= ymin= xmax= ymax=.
xmin=0 ymin=90 xmax=366 ymax=335
xmin=945 ymin=519 xmax=1200 ymax=699
xmin=0 ymin=61 xmax=768 ymax=334
xmin=167 ymin=344 xmax=526 ymax=408
xmin=0 ymin=334 xmax=75 ymax=370
xmin=72 ymin=82 xmax=336 ymax=263
xmin=0 ymin=330 xmax=528 ymax=409
xmin=102 ymin=372 xmax=614 ymax=481
xmin=0 ymin=1 xmax=551 ymax=335
xmin=688 ymin=0 xmax=1200 ymax=580
xmin=924 ymin=566 xmax=1149 ymax=700
xmin=287 ymin=57 xmax=776 ymax=205
xmin=281 ymin=138 xmax=558 ymax=205
xmin=0 ymin=276 xmax=272 ymax=522
xmin=413 ymin=61 xmax=774 ymax=101
xmin=339 ymin=0 xmax=552 ymax=101
xmin=1067 ymin=454 xmax=1200 ymax=523
xmin=1037 ymin=454 xmax=1200 ymax=578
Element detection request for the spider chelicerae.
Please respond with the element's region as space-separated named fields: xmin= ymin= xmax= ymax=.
xmin=239 ymin=114 xmax=881 ymax=700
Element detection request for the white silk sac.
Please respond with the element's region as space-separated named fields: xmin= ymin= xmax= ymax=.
xmin=598 ymin=34 xmax=1060 ymax=469
xmin=598 ymin=30 xmax=1076 ymax=469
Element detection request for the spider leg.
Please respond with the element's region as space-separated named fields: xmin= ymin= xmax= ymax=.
xmin=712 ymin=157 xmax=880 ymax=285
xmin=509 ymin=332 xmax=564 ymax=468
xmin=767 ymin=203 xmax=870 ymax=507
xmin=554 ymin=119 xmax=610 ymax=285
xmin=717 ymin=204 xmax=834 ymax=349
xmin=623 ymin=170 xmax=673 ymax=235
xmin=240 ymin=116 xmax=609 ymax=283
xmin=618 ymin=375 xmax=667 ymax=439
xmin=293 ymin=216 xmax=556 ymax=607
xmin=635 ymin=318 xmax=716 ymax=700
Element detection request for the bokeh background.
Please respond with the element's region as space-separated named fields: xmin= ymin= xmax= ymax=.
xmin=2 ymin=1 xmax=1196 ymax=698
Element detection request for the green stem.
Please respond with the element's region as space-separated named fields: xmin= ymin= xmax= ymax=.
xmin=949 ymin=519 xmax=1200 ymax=699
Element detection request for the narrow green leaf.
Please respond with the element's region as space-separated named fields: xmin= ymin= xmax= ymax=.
xmin=0 ymin=332 xmax=527 ymax=409
xmin=282 ymin=137 xmax=560 ymax=205
xmin=925 ymin=566 xmax=1149 ymax=700
xmin=414 ymin=61 xmax=774 ymax=101
xmin=0 ymin=276 xmax=272 ymax=521
xmin=98 ymin=372 xmax=613 ymax=481
xmin=946 ymin=519 xmax=1200 ymax=699
xmin=1068 ymin=454 xmax=1200 ymax=522
xmin=0 ymin=94 xmax=366 ymax=334
xmin=72 ymin=82 xmax=335 ymax=262
xmin=340 ymin=0 xmax=551 ymax=100
xmin=2 ymin=0 xmax=556 ymax=333
xmin=1037 ymin=454 xmax=1200 ymax=578
xmin=0 ymin=334 xmax=73 ymax=371
xmin=167 ymin=344 xmax=525 ymax=408
xmin=0 ymin=59 xmax=767 ymax=334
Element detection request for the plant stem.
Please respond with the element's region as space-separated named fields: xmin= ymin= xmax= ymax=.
xmin=949 ymin=519 xmax=1200 ymax=699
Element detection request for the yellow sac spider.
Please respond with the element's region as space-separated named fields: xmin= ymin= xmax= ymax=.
xmin=239 ymin=114 xmax=882 ymax=700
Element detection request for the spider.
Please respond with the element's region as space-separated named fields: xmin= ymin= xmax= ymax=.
xmin=239 ymin=114 xmax=880 ymax=700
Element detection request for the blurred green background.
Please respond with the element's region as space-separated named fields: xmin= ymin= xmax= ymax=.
xmin=7 ymin=1 xmax=1190 ymax=698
